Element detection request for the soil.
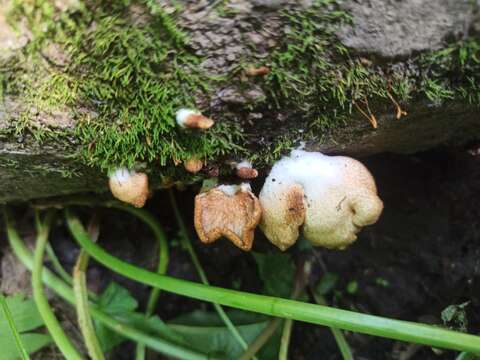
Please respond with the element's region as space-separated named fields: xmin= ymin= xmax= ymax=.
xmin=1 ymin=145 xmax=479 ymax=360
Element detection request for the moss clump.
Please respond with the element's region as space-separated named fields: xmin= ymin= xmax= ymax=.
xmin=261 ymin=0 xmax=480 ymax=137
xmin=4 ymin=0 xmax=245 ymax=171
xmin=420 ymin=39 xmax=480 ymax=104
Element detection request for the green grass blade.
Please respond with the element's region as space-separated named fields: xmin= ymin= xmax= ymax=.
xmin=312 ymin=293 xmax=354 ymax=360
xmin=32 ymin=211 xmax=84 ymax=360
xmin=0 ymin=293 xmax=30 ymax=360
xmin=73 ymin=249 xmax=105 ymax=360
xmin=65 ymin=209 xmax=480 ymax=355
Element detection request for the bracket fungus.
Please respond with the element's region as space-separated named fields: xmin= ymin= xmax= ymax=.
xmin=194 ymin=184 xmax=262 ymax=251
xmin=176 ymin=108 xmax=214 ymax=129
xmin=108 ymin=168 xmax=149 ymax=208
xmin=259 ymin=150 xmax=383 ymax=251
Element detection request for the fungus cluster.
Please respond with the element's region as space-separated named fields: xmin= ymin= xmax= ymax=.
xmin=192 ymin=150 xmax=383 ymax=252
xmin=259 ymin=150 xmax=383 ymax=250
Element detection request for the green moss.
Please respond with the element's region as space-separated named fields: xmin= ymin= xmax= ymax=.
xmin=419 ymin=39 xmax=480 ymax=104
xmin=4 ymin=0 xmax=245 ymax=172
xmin=261 ymin=0 xmax=480 ymax=138
xmin=2 ymin=0 xmax=479 ymax=179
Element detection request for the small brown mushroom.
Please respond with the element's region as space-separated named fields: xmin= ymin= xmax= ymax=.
xmin=176 ymin=108 xmax=214 ymax=129
xmin=235 ymin=160 xmax=258 ymax=179
xmin=245 ymin=66 xmax=270 ymax=77
xmin=194 ymin=184 xmax=262 ymax=251
xmin=108 ymin=168 xmax=149 ymax=208
xmin=184 ymin=157 xmax=203 ymax=173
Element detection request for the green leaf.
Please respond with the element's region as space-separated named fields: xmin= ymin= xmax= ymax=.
xmin=94 ymin=282 xmax=185 ymax=352
xmin=314 ymin=272 xmax=339 ymax=296
xmin=169 ymin=310 xmax=271 ymax=359
xmin=0 ymin=293 xmax=52 ymax=360
xmin=252 ymin=252 xmax=295 ymax=298
xmin=442 ymin=302 xmax=469 ymax=332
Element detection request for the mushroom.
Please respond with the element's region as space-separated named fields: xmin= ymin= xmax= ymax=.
xmin=176 ymin=108 xmax=214 ymax=129
xmin=259 ymin=150 xmax=383 ymax=250
xmin=194 ymin=183 xmax=262 ymax=251
xmin=108 ymin=168 xmax=149 ymax=208
xmin=245 ymin=66 xmax=270 ymax=77
xmin=184 ymin=157 xmax=203 ymax=173
xmin=235 ymin=160 xmax=258 ymax=179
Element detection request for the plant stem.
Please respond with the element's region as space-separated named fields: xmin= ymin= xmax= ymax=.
xmin=239 ymin=260 xmax=311 ymax=360
xmin=0 ymin=292 xmax=30 ymax=360
xmin=238 ymin=318 xmax=283 ymax=360
xmin=73 ymin=249 xmax=105 ymax=360
xmin=73 ymin=213 xmax=104 ymax=360
xmin=312 ymin=292 xmax=354 ymax=360
xmin=168 ymin=189 xmax=253 ymax=355
xmin=279 ymin=318 xmax=294 ymax=360
xmin=46 ymin=242 xmax=73 ymax=286
xmin=5 ymin=209 xmax=214 ymax=360
xmin=65 ymin=209 xmax=480 ymax=355
xmin=457 ymin=352 xmax=479 ymax=360
xmin=32 ymin=210 xmax=84 ymax=360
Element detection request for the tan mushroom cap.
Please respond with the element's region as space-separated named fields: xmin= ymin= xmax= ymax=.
xmin=176 ymin=109 xmax=214 ymax=129
xmin=109 ymin=169 xmax=149 ymax=208
xmin=184 ymin=157 xmax=203 ymax=173
xmin=259 ymin=150 xmax=383 ymax=250
xmin=194 ymin=184 xmax=262 ymax=251
xmin=260 ymin=183 xmax=305 ymax=251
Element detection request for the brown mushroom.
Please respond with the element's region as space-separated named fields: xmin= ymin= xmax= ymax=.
xmin=245 ymin=66 xmax=270 ymax=76
xmin=184 ymin=157 xmax=203 ymax=173
xmin=108 ymin=168 xmax=149 ymax=208
xmin=194 ymin=184 xmax=262 ymax=251
xmin=176 ymin=108 xmax=214 ymax=129
xmin=235 ymin=160 xmax=258 ymax=179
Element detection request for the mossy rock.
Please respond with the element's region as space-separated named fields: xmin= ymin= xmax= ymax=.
xmin=0 ymin=0 xmax=479 ymax=202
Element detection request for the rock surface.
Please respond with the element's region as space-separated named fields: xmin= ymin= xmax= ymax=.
xmin=337 ymin=0 xmax=476 ymax=58
xmin=0 ymin=0 xmax=479 ymax=202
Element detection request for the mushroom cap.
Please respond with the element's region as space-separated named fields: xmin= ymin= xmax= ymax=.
xmin=184 ymin=158 xmax=203 ymax=173
xmin=176 ymin=108 xmax=214 ymax=129
xmin=259 ymin=150 xmax=383 ymax=250
xmin=194 ymin=184 xmax=262 ymax=251
xmin=235 ymin=160 xmax=258 ymax=179
xmin=108 ymin=168 xmax=149 ymax=208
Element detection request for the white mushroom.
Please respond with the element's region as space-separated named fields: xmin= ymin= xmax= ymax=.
xmin=108 ymin=168 xmax=149 ymax=208
xmin=194 ymin=183 xmax=262 ymax=251
xmin=176 ymin=108 xmax=214 ymax=129
xmin=259 ymin=150 xmax=383 ymax=250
